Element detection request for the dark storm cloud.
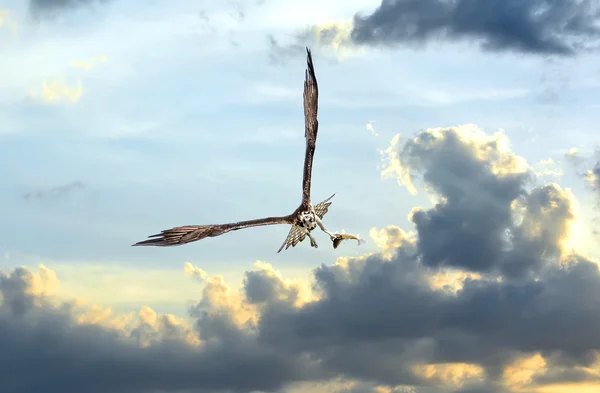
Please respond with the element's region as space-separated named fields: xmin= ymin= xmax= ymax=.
xmin=3 ymin=125 xmax=600 ymax=393
xmin=398 ymin=129 xmax=529 ymax=275
xmin=351 ymin=0 xmax=600 ymax=56
xmin=249 ymin=127 xmax=600 ymax=390
xmin=0 ymin=266 xmax=325 ymax=393
xmin=382 ymin=126 xmax=573 ymax=278
xmin=21 ymin=180 xmax=84 ymax=200
xmin=253 ymin=241 xmax=600 ymax=391
xmin=29 ymin=0 xmax=109 ymax=19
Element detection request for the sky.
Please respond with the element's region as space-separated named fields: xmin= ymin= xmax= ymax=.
xmin=2 ymin=0 xmax=600 ymax=392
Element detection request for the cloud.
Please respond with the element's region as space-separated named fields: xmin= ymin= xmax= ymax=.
xmin=28 ymin=78 xmax=83 ymax=103
xmin=0 ymin=9 xmax=18 ymax=32
xmin=564 ymin=148 xmax=585 ymax=167
xmin=533 ymin=159 xmax=563 ymax=180
xmin=563 ymin=148 xmax=600 ymax=205
xmin=561 ymin=148 xmax=600 ymax=212
xmin=366 ymin=121 xmax=379 ymax=136
xmin=267 ymin=34 xmax=307 ymax=65
xmin=3 ymin=124 xmax=600 ymax=393
xmin=380 ymin=124 xmax=529 ymax=195
xmin=252 ymin=207 xmax=600 ymax=392
xmin=300 ymin=20 xmax=364 ymax=61
xmin=22 ymin=181 xmax=84 ymax=200
xmin=0 ymin=264 xmax=325 ymax=393
xmin=267 ymin=20 xmax=366 ymax=65
xmin=71 ymin=55 xmax=108 ymax=70
xmin=585 ymin=162 xmax=600 ymax=197
xmin=350 ymin=0 xmax=600 ymax=56
xmin=184 ymin=262 xmax=210 ymax=283
xmin=380 ymin=125 xmax=584 ymax=278
xmin=29 ymin=0 xmax=109 ymax=19
xmin=270 ymin=0 xmax=600 ymax=60
xmin=22 ymin=55 xmax=106 ymax=105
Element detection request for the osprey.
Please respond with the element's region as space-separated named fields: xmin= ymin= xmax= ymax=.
xmin=133 ymin=48 xmax=347 ymax=252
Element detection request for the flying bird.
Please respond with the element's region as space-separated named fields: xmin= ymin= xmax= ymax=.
xmin=133 ymin=48 xmax=344 ymax=252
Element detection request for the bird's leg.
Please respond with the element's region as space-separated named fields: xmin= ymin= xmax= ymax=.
xmin=315 ymin=215 xmax=335 ymax=239
xmin=306 ymin=230 xmax=318 ymax=248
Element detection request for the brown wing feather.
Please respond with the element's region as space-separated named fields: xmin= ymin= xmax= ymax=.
xmin=300 ymin=47 xmax=319 ymax=209
xmin=314 ymin=193 xmax=335 ymax=219
xmin=133 ymin=215 xmax=293 ymax=247
xmin=277 ymin=225 xmax=307 ymax=253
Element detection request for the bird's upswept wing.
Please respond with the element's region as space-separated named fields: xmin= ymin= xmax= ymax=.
xmin=133 ymin=215 xmax=293 ymax=247
xmin=314 ymin=193 xmax=334 ymax=219
xmin=300 ymin=47 xmax=319 ymax=209
xmin=133 ymin=48 xmax=326 ymax=251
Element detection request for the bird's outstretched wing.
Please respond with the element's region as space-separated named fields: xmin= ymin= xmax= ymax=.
xmin=314 ymin=193 xmax=335 ymax=219
xmin=300 ymin=47 xmax=319 ymax=209
xmin=277 ymin=225 xmax=308 ymax=253
xmin=133 ymin=215 xmax=293 ymax=247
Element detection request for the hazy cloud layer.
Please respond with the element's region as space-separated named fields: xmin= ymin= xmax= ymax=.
xmin=22 ymin=181 xmax=84 ymax=200
xmin=2 ymin=124 xmax=600 ymax=393
xmin=29 ymin=0 xmax=109 ymax=19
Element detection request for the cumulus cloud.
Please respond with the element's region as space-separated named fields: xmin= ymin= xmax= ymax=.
xmin=0 ymin=264 xmax=323 ymax=393
xmin=380 ymin=124 xmax=529 ymax=195
xmin=380 ymin=125 xmax=583 ymax=277
xmin=3 ymin=124 xmax=600 ymax=393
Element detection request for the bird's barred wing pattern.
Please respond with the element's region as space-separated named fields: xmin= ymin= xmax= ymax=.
xmin=277 ymin=225 xmax=307 ymax=253
xmin=133 ymin=215 xmax=294 ymax=247
xmin=132 ymin=225 xmax=225 ymax=247
xmin=314 ymin=193 xmax=335 ymax=219
xmin=300 ymin=47 xmax=319 ymax=208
